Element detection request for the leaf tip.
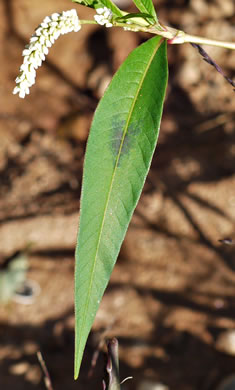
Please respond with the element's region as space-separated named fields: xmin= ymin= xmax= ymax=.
xmin=74 ymin=354 xmax=81 ymax=380
xmin=74 ymin=365 xmax=79 ymax=380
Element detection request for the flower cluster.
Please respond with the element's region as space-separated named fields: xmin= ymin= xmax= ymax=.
xmin=94 ymin=7 xmax=113 ymax=28
xmin=13 ymin=9 xmax=81 ymax=98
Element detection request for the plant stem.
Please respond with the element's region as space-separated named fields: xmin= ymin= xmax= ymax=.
xmin=144 ymin=24 xmax=235 ymax=50
xmin=81 ymin=19 xmax=235 ymax=50
xmin=80 ymin=19 xmax=97 ymax=25
xmin=37 ymin=352 xmax=53 ymax=390
xmin=181 ymin=33 xmax=235 ymax=50
xmin=165 ymin=26 xmax=235 ymax=49
xmin=106 ymin=339 xmax=120 ymax=390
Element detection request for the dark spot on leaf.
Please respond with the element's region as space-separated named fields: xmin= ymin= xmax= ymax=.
xmin=110 ymin=118 xmax=143 ymax=166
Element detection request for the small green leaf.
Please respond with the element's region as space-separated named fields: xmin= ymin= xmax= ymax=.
xmin=132 ymin=0 xmax=158 ymax=24
xmin=0 ymin=254 xmax=28 ymax=303
xmin=72 ymin=0 xmax=92 ymax=6
xmin=72 ymin=0 xmax=124 ymax=17
xmin=99 ymin=0 xmax=124 ymax=16
xmin=74 ymin=35 xmax=168 ymax=379
xmin=115 ymin=12 xmax=154 ymax=21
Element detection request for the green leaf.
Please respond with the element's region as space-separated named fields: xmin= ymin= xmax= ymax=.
xmin=74 ymin=35 xmax=168 ymax=379
xmin=115 ymin=12 xmax=154 ymax=21
xmin=98 ymin=0 xmax=124 ymax=16
xmin=132 ymin=0 xmax=158 ymax=24
xmin=72 ymin=0 xmax=124 ymax=17
xmin=0 ymin=253 xmax=28 ymax=303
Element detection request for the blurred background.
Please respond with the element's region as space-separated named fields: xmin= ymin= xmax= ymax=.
xmin=0 ymin=0 xmax=235 ymax=389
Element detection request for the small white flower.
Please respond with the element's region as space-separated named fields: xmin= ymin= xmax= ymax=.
xmin=94 ymin=7 xmax=113 ymax=28
xmin=13 ymin=9 xmax=81 ymax=98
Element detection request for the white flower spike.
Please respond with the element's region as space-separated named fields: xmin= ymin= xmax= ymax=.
xmin=94 ymin=7 xmax=113 ymax=28
xmin=13 ymin=9 xmax=81 ymax=98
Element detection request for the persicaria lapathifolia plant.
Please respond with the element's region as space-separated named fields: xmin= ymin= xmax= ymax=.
xmin=13 ymin=0 xmax=235 ymax=381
